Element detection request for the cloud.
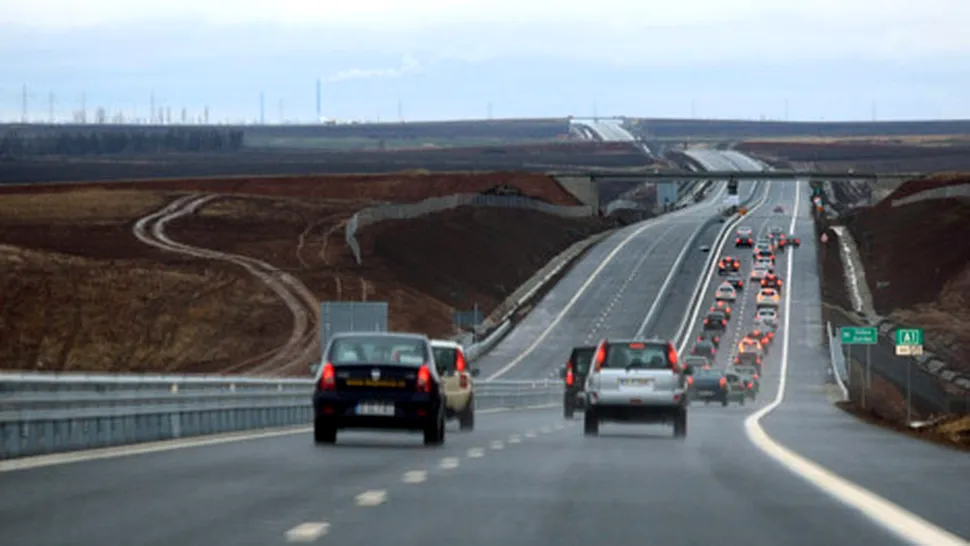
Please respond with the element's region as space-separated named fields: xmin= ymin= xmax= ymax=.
xmin=327 ymin=55 xmax=423 ymax=82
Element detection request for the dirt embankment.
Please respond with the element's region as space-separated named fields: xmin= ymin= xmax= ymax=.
xmin=0 ymin=173 xmax=609 ymax=375
xmin=838 ymin=177 xmax=970 ymax=368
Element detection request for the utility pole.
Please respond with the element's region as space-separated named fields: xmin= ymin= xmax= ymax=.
xmin=259 ymin=92 xmax=265 ymax=124
xmin=203 ymin=106 xmax=209 ymax=124
xmin=181 ymin=107 xmax=187 ymax=124
xmin=316 ymin=79 xmax=322 ymax=121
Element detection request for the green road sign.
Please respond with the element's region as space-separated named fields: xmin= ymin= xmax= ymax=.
xmin=840 ymin=326 xmax=878 ymax=345
xmin=895 ymin=328 xmax=923 ymax=346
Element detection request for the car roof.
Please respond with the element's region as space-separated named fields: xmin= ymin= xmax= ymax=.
xmin=758 ymin=308 xmax=777 ymax=314
xmin=707 ymin=309 xmax=726 ymax=317
xmin=694 ymin=339 xmax=715 ymax=346
xmin=430 ymin=339 xmax=462 ymax=349
xmin=605 ymin=338 xmax=668 ymax=345
xmin=331 ymin=331 xmax=428 ymax=342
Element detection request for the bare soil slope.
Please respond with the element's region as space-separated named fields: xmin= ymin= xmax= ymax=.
xmin=0 ymin=175 xmax=609 ymax=375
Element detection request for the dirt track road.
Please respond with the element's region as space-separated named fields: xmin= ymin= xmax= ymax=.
xmin=132 ymin=194 xmax=319 ymax=375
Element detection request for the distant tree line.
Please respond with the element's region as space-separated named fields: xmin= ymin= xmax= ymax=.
xmin=0 ymin=128 xmax=244 ymax=158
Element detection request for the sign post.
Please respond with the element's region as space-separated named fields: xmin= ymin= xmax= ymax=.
xmin=840 ymin=327 xmax=878 ymax=409
xmin=894 ymin=328 xmax=924 ymax=424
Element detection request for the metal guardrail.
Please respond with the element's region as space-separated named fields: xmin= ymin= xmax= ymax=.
xmin=0 ymin=374 xmax=561 ymax=460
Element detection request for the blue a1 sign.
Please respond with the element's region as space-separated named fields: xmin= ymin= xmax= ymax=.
xmin=894 ymin=328 xmax=924 ymax=356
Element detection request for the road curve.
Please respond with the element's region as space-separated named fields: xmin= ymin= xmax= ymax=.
xmin=132 ymin=194 xmax=319 ymax=374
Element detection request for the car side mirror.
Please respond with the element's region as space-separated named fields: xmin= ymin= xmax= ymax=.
xmin=471 ymin=368 xmax=481 ymax=378
xmin=309 ymin=363 xmax=321 ymax=376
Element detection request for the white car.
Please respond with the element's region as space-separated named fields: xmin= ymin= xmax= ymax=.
xmin=755 ymin=258 xmax=774 ymax=271
xmin=715 ymin=283 xmax=737 ymax=301
xmin=750 ymin=266 xmax=769 ymax=280
xmin=755 ymin=309 xmax=779 ymax=329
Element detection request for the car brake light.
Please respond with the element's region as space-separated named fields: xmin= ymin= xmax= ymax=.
xmin=667 ymin=342 xmax=679 ymax=370
xmin=319 ymin=362 xmax=336 ymax=391
xmin=719 ymin=377 xmax=727 ymax=388
xmin=416 ymin=364 xmax=432 ymax=392
xmin=455 ymin=350 xmax=467 ymax=372
xmin=687 ymin=376 xmax=694 ymax=385
xmin=565 ymin=362 xmax=574 ymax=386
xmin=736 ymin=238 xmax=741 ymax=243
xmin=754 ymin=373 xmax=759 ymax=380
xmin=594 ymin=341 xmax=607 ymax=371
xmin=721 ymin=319 xmax=727 ymax=326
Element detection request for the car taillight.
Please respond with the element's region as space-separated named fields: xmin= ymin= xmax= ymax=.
xmin=719 ymin=377 xmax=727 ymax=388
xmin=736 ymin=238 xmax=741 ymax=243
xmin=753 ymin=373 xmax=759 ymax=380
xmin=593 ymin=341 xmax=607 ymax=371
xmin=565 ymin=362 xmax=574 ymax=386
xmin=710 ymin=347 xmax=715 ymax=355
xmin=721 ymin=319 xmax=727 ymax=326
xmin=455 ymin=350 xmax=467 ymax=372
xmin=704 ymin=319 xmax=710 ymax=325
xmin=687 ymin=376 xmax=694 ymax=385
xmin=667 ymin=342 xmax=679 ymax=370
xmin=416 ymin=364 xmax=432 ymax=392
xmin=319 ymin=362 xmax=336 ymax=391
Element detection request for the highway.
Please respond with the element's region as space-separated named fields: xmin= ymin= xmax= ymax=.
xmin=2 ymin=156 xmax=969 ymax=546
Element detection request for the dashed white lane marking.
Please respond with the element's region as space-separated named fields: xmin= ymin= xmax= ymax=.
xmin=524 ymin=430 xmax=537 ymax=438
xmin=439 ymin=457 xmax=460 ymax=470
xmin=285 ymin=522 xmax=330 ymax=542
xmin=402 ymin=470 xmax=427 ymax=484
xmin=355 ymin=490 xmax=388 ymax=507
xmin=540 ymin=426 xmax=552 ymax=433
xmin=489 ymin=440 xmax=505 ymax=450
xmin=467 ymin=447 xmax=485 ymax=458
xmin=508 ymin=435 xmax=522 ymax=444
xmin=553 ymin=423 xmax=565 ymax=430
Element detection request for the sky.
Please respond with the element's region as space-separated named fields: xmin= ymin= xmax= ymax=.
xmin=2 ymin=0 xmax=969 ymax=122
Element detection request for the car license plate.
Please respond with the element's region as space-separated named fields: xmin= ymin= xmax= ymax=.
xmin=618 ymin=378 xmax=653 ymax=390
xmin=697 ymin=390 xmax=714 ymax=397
xmin=356 ymin=402 xmax=395 ymax=416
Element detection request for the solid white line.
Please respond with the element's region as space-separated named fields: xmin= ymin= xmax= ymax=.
xmin=1 ymin=405 xmax=560 ymax=473
xmin=285 ymin=522 xmax=330 ymax=542
xmin=355 ymin=490 xmax=387 ymax=507
xmin=744 ymin=181 xmax=969 ymax=546
xmin=402 ymin=470 xmax=428 ymax=483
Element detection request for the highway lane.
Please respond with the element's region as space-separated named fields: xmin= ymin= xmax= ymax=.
xmin=476 ymin=185 xmax=729 ymax=382
xmin=0 ymin=409 xmax=569 ymax=546
xmin=761 ymin=182 xmax=970 ymax=540
xmin=313 ymin=406 xmax=900 ymax=546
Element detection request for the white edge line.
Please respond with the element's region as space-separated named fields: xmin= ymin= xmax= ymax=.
xmin=0 ymin=404 xmax=558 ymax=473
xmin=745 ymin=180 xmax=970 ymax=546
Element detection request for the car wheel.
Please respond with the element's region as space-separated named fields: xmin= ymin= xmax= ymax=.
xmin=459 ymin=401 xmax=475 ymax=431
xmin=673 ymin=409 xmax=687 ymax=438
xmin=314 ymin=418 xmax=337 ymax=445
xmin=739 ymin=396 xmax=745 ymax=406
xmin=721 ymin=397 xmax=729 ymax=407
xmin=564 ymin=402 xmax=575 ymax=419
xmin=424 ymin=415 xmax=445 ymax=446
xmin=583 ymin=408 xmax=599 ymax=436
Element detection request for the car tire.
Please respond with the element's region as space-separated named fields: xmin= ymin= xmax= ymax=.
xmin=313 ymin=419 xmax=337 ymax=445
xmin=564 ymin=401 xmax=575 ymax=419
xmin=459 ymin=401 xmax=475 ymax=431
xmin=583 ymin=408 xmax=599 ymax=436
xmin=673 ymin=409 xmax=687 ymax=438
xmin=721 ymin=397 xmax=729 ymax=407
xmin=424 ymin=414 xmax=445 ymax=446
xmin=739 ymin=396 xmax=745 ymax=406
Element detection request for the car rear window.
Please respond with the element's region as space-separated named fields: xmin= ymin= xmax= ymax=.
xmin=696 ymin=368 xmax=723 ymax=378
xmin=570 ymin=348 xmax=595 ymax=374
xmin=601 ymin=342 xmax=670 ymax=370
xmin=432 ymin=347 xmax=458 ymax=372
xmin=329 ymin=335 xmax=428 ymax=366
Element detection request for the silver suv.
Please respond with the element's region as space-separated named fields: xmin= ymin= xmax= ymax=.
xmin=582 ymin=339 xmax=692 ymax=438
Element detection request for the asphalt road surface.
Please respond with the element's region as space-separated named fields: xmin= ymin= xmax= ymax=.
xmin=2 ymin=156 xmax=968 ymax=546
